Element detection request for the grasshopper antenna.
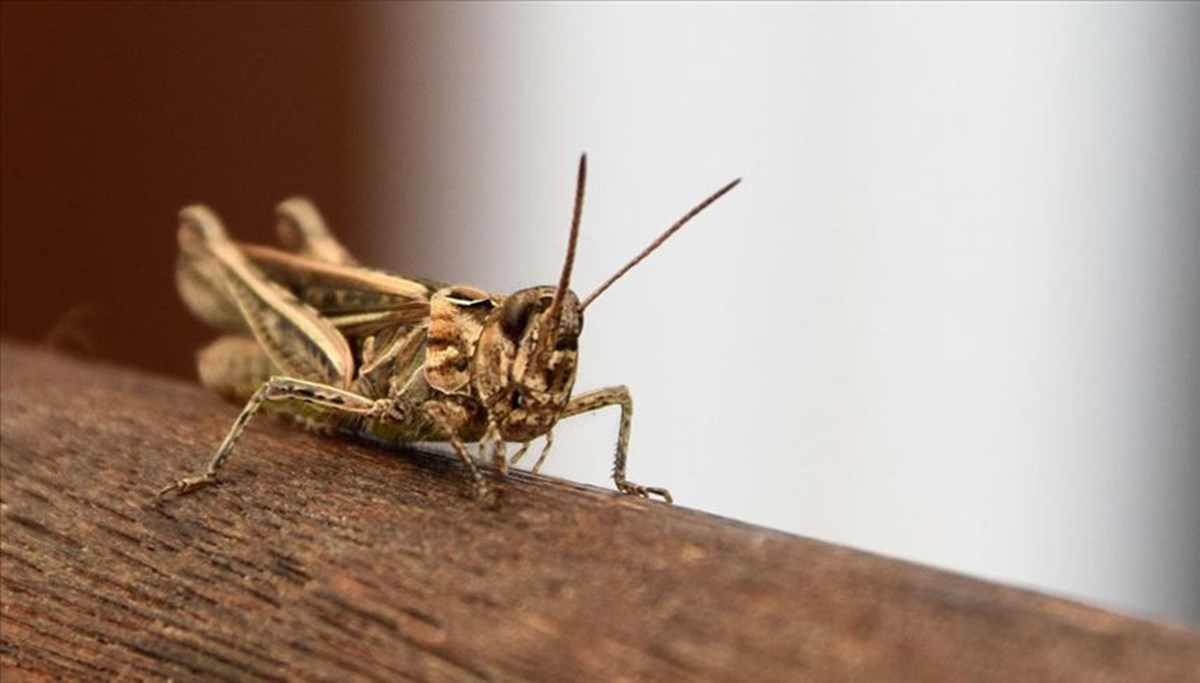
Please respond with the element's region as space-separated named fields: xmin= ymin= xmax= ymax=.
xmin=580 ymin=176 xmax=742 ymax=311
xmin=547 ymin=153 xmax=587 ymax=325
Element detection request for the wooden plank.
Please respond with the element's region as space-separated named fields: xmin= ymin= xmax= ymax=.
xmin=1 ymin=342 xmax=1197 ymax=681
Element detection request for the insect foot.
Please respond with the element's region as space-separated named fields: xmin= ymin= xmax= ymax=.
xmin=157 ymin=474 xmax=217 ymax=499
xmin=616 ymin=481 xmax=673 ymax=504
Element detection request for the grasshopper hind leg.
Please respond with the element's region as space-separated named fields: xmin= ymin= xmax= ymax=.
xmin=274 ymin=197 xmax=358 ymax=266
xmin=164 ymin=343 xmax=496 ymax=502
xmin=158 ymin=376 xmax=386 ymax=498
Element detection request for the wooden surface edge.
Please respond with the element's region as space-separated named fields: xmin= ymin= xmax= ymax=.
xmin=2 ymin=340 xmax=1198 ymax=681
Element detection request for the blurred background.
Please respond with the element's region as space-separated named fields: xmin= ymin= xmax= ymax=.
xmin=3 ymin=3 xmax=1197 ymax=627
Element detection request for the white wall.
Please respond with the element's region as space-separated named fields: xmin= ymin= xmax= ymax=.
xmin=361 ymin=3 xmax=1200 ymax=626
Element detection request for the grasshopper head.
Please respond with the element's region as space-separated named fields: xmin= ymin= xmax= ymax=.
xmin=473 ymin=156 xmax=591 ymax=442
xmin=473 ymin=154 xmax=740 ymax=445
xmin=474 ymin=285 xmax=582 ymax=441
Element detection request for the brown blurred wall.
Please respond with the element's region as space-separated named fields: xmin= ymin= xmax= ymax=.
xmin=1 ymin=2 xmax=410 ymax=378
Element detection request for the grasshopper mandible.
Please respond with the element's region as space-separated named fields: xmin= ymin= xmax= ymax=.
xmin=159 ymin=155 xmax=739 ymax=503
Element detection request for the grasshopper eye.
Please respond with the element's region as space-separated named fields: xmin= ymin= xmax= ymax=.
xmin=500 ymin=298 xmax=534 ymax=341
xmin=499 ymin=291 xmax=550 ymax=342
xmin=511 ymin=389 xmax=525 ymax=410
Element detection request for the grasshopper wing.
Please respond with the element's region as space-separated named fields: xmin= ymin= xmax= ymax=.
xmin=241 ymin=244 xmax=439 ymax=338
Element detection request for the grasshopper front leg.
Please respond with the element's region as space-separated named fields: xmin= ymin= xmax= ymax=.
xmin=560 ymin=385 xmax=672 ymax=503
xmin=509 ymin=430 xmax=553 ymax=475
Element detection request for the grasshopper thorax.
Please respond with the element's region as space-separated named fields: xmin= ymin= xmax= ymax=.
xmin=474 ymin=285 xmax=581 ymax=442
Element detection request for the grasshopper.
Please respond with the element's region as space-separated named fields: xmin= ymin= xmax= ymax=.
xmin=159 ymin=155 xmax=739 ymax=503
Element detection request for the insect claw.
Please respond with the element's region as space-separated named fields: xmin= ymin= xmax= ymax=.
xmin=157 ymin=474 xmax=217 ymax=499
xmin=648 ymin=487 xmax=674 ymax=504
xmin=617 ymin=481 xmax=673 ymax=504
xmin=472 ymin=481 xmax=502 ymax=509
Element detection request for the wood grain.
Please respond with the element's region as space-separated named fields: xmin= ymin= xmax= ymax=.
xmin=1 ymin=342 xmax=1197 ymax=681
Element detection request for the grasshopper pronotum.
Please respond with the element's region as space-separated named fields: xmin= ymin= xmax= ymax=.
xmin=160 ymin=156 xmax=739 ymax=503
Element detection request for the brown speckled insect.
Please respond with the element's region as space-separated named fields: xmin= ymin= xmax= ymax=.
xmin=159 ymin=155 xmax=739 ymax=503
